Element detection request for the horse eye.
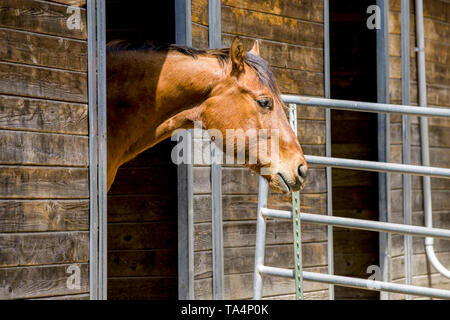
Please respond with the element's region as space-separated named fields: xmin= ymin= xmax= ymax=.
xmin=257 ymin=98 xmax=272 ymax=109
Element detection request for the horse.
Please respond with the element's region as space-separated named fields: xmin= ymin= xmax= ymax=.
xmin=106 ymin=37 xmax=308 ymax=193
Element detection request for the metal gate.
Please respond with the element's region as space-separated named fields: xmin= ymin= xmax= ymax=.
xmin=253 ymin=97 xmax=450 ymax=300
xmin=253 ymin=0 xmax=450 ymax=300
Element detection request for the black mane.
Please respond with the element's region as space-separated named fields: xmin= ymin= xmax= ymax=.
xmin=106 ymin=40 xmax=281 ymax=98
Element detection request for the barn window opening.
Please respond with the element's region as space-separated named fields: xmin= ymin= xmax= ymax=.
xmin=105 ymin=0 xmax=178 ymax=300
xmin=330 ymin=0 xmax=380 ymax=300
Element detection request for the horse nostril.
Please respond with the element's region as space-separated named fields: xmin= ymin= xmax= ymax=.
xmin=298 ymin=164 xmax=308 ymax=179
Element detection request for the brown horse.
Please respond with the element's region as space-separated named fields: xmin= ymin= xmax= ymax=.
xmin=106 ymin=37 xmax=307 ymax=193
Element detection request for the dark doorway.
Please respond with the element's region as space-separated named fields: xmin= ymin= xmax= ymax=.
xmin=105 ymin=0 xmax=178 ymax=300
xmin=330 ymin=0 xmax=379 ymax=299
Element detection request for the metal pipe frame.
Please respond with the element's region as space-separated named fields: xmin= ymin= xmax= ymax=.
xmin=305 ymin=155 xmax=450 ymax=179
xmin=282 ymin=95 xmax=450 ymax=118
xmin=300 ymin=213 xmax=450 ymax=240
xmin=175 ymin=0 xmax=194 ymax=300
xmin=261 ymin=208 xmax=450 ymax=240
xmin=414 ymin=0 xmax=450 ymax=280
xmin=401 ymin=0 xmax=413 ymax=298
xmin=323 ymin=0 xmax=334 ymax=300
xmin=253 ymin=177 xmax=269 ymax=300
xmin=257 ymin=266 xmax=450 ymax=299
xmin=96 ymin=0 xmax=108 ymax=300
xmin=376 ymin=0 xmax=392 ymax=300
xmin=208 ymin=0 xmax=224 ymax=300
xmin=87 ymin=0 xmax=98 ymax=300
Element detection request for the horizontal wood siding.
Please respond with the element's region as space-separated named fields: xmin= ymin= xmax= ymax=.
xmin=0 ymin=0 xmax=89 ymax=299
xmin=191 ymin=0 xmax=327 ymax=300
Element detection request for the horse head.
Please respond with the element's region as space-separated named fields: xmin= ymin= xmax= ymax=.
xmin=199 ymin=37 xmax=308 ymax=193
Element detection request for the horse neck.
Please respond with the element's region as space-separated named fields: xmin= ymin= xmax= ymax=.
xmin=107 ymin=50 xmax=224 ymax=169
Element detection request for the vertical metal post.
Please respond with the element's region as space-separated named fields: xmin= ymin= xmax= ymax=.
xmin=87 ymin=0 xmax=98 ymax=300
xmin=401 ymin=0 xmax=413 ymax=299
xmin=377 ymin=0 xmax=392 ymax=300
xmin=323 ymin=0 xmax=334 ymax=300
xmin=289 ymin=104 xmax=303 ymax=300
xmin=175 ymin=0 xmax=192 ymax=47
xmin=175 ymin=0 xmax=194 ymax=300
xmin=96 ymin=0 xmax=108 ymax=300
xmin=253 ymin=177 xmax=269 ymax=299
xmin=208 ymin=0 xmax=224 ymax=300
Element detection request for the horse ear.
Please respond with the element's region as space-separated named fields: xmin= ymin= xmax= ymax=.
xmin=230 ymin=37 xmax=245 ymax=76
xmin=249 ymin=40 xmax=260 ymax=56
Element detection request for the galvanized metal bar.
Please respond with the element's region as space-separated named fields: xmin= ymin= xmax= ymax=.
xmin=261 ymin=207 xmax=292 ymax=220
xmin=281 ymin=95 xmax=450 ymax=118
xmin=415 ymin=0 xmax=450 ymax=280
xmin=305 ymin=155 xmax=450 ymax=179
xmin=87 ymin=0 xmax=98 ymax=300
xmin=300 ymin=213 xmax=450 ymax=240
xmin=323 ymin=0 xmax=334 ymax=300
xmin=175 ymin=0 xmax=194 ymax=300
xmin=401 ymin=0 xmax=413 ymax=297
xmin=208 ymin=0 xmax=224 ymax=300
xmin=289 ymin=104 xmax=303 ymax=300
xmin=302 ymin=272 xmax=450 ymax=299
xmin=259 ymin=266 xmax=295 ymax=278
xmin=253 ymin=177 xmax=269 ymax=300
xmin=175 ymin=0 xmax=192 ymax=47
xmin=377 ymin=0 xmax=392 ymax=300
xmin=258 ymin=268 xmax=450 ymax=299
xmin=211 ymin=143 xmax=224 ymax=300
xmin=96 ymin=0 xmax=107 ymax=300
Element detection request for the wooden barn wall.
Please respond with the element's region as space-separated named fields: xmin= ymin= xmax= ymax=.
xmin=388 ymin=0 xmax=450 ymax=299
xmin=0 ymin=0 xmax=89 ymax=299
xmin=191 ymin=0 xmax=329 ymax=300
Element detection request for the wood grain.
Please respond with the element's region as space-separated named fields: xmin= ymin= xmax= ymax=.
xmin=0 ymin=62 xmax=87 ymax=103
xmin=0 ymin=28 xmax=87 ymax=72
xmin=0 ymin=130 xmax=88 ymax=166
xmin=0 ymin=263 xmax=88 ymax=299
xmin=0 ymin=0 xmax=87 ymax=39
xmin=0 ymin=199 xmax=88 ymax=232
xmin=0 ymin=231 xmax=89 ymax=267
xmin=0 ymin=95 xmax=88 ymax=135
xmin=0 ymin=166 xmax=89 ymax=198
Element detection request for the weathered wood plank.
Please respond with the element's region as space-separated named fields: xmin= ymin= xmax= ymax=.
xmin=0 ymin=28 xmax=87 ymax=72
xmin=221 ymin=5 xmax=323 ymax=48
xmin=0 ymin=95 xmax=88 ymax=135
xmin=0 ymin=62 xmax=87 ymax=103
xmin=193 ymin=166 xmax=326 ymax=195
xmin=194 ymin=220 xmax=327 ymax=252
xmin=392 ymin=251 xmax=450 ymax=281
xmin=195 ymin=243 xmax=327 ymax=280
xmin=272 ymin=67 xmax=324 ymax=96
xmin=49 ymin=0 xmax=86 ymax=7
xmin=108 ymin=249 xmax=177 ymax=278
xmin=222 ymin=34 xmax=324 ymax=73
xmin=391 ymin=272 xmax=450 ymax=300
xmin=0 ymin=263 xmax=89 ymax=299
xmin=0 ymin=130 xmax=88 ymax=166
xmin=0 ymin=231 xmax=89 ymax=267
xmin=0 ymin=199 xmax=88 ymax=232
xmin=0 ymin=166 xmax=89 ymax=198
xmin=193 ymin=192 xmax=326 ymax=223
xmin=0 ymin=0 xmax=87 ymax=40
xmin=107 ymin=277 xmax=177 ymax=300
xmin=194 ymin=266 xmax=329 ymax=299
xmin=223 ymin=0 xmax=323 ymax=23
xmin=192 ymin=23 xmax=209 ymax=50
xmin=108 ymin=222 xmax=177 ymax=250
